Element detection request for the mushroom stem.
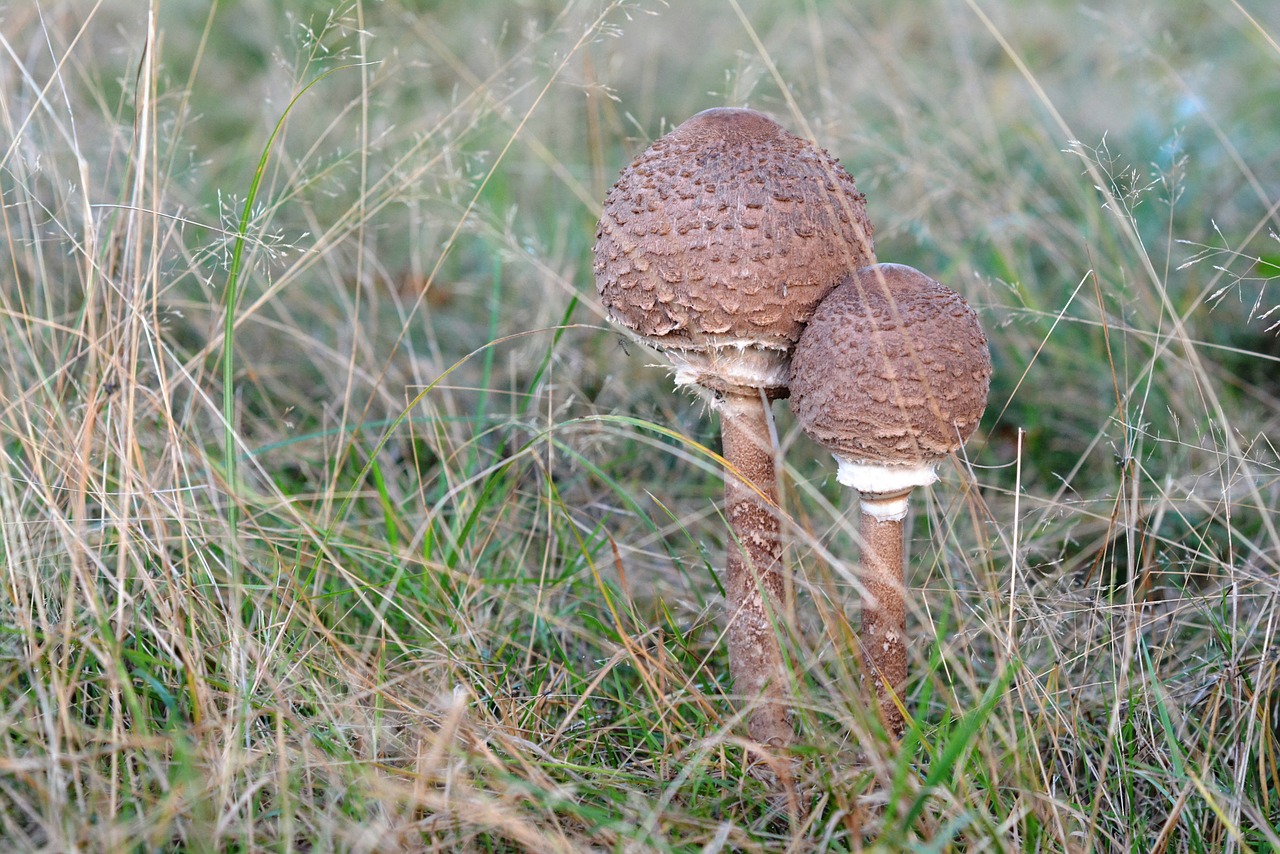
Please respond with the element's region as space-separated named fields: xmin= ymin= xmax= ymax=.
xmin=859 ymin=492 xmax=910 ymax=738
xmin=719 ymin=391 xmax=793 ymax=749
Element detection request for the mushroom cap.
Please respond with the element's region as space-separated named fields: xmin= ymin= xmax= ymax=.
xmin=593 ymin=107 xmax=875 ymax=394
xmin=789 ymin=263 xmax=991 ymax=472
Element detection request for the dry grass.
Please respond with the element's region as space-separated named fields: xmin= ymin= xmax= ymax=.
xmin=1 ymin=0 xmax=1278 ymax=850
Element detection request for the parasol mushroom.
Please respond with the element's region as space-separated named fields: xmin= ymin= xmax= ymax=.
xmin=789 ymin=263 xmax=990 ymax=737
xmin=593 ymin=107 xmax=875 ymax=748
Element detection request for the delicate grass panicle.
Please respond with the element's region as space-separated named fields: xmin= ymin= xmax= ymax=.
xmin=1 ymin=0 xmax=1278 ymax=850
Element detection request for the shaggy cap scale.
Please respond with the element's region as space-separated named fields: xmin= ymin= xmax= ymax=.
xmin=593 ymin=107 xmax=875 ymax=394
xmin=790 ymin=263 xmax=991 ymax=468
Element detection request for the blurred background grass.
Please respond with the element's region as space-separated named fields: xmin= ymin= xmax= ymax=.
xmin=2 ymin=0 xmax=1279 ymax=850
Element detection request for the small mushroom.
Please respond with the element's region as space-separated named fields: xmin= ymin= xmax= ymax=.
xmin=788 ymin=263 xmax=991 ymax=737
xmin=594 ymin=108 xmax=875 ymax=748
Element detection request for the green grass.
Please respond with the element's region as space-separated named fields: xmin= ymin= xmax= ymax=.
xmin=2 ymin=0 xmax=1280 ymax=849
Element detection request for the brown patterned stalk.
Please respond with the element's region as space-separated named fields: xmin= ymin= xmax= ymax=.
xmin=859 ymin=498 xmax=908 ymax=737
xmin=720 ymin=392 xmax=791 ymax=747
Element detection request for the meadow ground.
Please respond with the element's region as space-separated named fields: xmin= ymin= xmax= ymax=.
xmin=2 ymin=0 xmax=1279 ymax=850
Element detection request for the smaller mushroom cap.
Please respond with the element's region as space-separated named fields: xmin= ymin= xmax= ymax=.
xmin=789 ymin=264 xmax=991 ymax=494
xmin=593 ymin=107 xmax=875 ymax=395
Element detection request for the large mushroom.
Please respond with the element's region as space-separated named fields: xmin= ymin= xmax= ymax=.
xmin=593 ymin=108 xmax=875 ymax=748
xmin=788 ymin=263 xmax=990 ymax=737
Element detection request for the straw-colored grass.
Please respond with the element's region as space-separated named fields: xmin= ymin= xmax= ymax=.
xmin=2 ymin=0 xmax=1278 ymax=849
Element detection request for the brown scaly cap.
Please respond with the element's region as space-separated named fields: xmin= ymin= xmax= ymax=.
xmin=593 ymin=107 xmax=875 ymax=395
xmin=790 ymin=263 xmax=991 ymax=467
